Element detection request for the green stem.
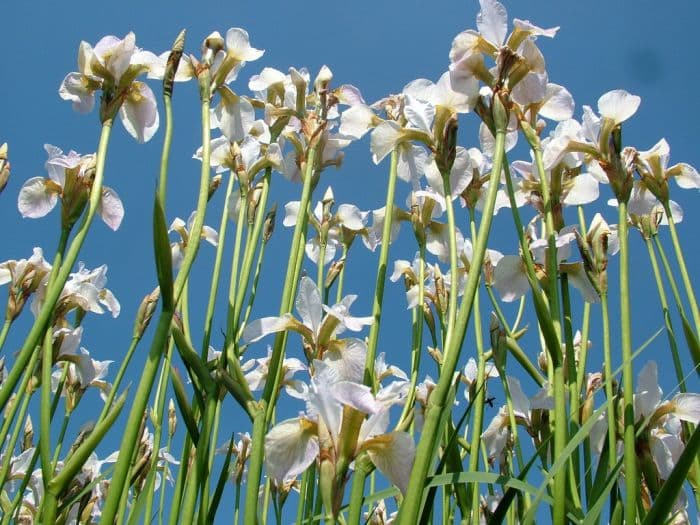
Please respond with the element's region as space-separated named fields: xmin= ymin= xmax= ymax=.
xmin=243 ymin=406 xmax=267 ymax=525
xmin=364 ymin=148 xmax=399 ymax=387
xmin=143 ymin=343 xmax=174 ymax=524
xmin=397 ymin=120 xmax=506 ymax=525
xmin=617 ymin=202 xmax=637 ymax=525
xmin=346 ymin=149 xmax=399 ymax=525
xmin=233 ymin=170 xmax=272 ymax=334
xmin=468 ymin=285 xmax=486 ymax=522
xmin=0 ymin=379 xmax=32 ymax=488
xmin=97 ymin=336 xmax=139 ymax=422
xmin=645 ymin=238 xmax=686 ymax=391
xmin=39 ymin=324 xmax=54 ymax=486
xmin=0 ymin=122 xmax=112 ymax=412
xmin=101 ymin=88 xmax=213 ymax=525
xmin=440 ymin=167 xmax=459 ymax=362
xmin=244 ymin=144 xmax=319 ymax=525
xmin=652 ymin=234 xmax=700 ymax=371
xmin=0 ymin=319 xmax=11 ymax=351
xmin=397 ymin=242 xmax=426 ymax=428
xmin=335 ymin=245 xmax=348 ymax=304
xmin=576 ymin=303 xmax=591 ymax=398
xmin=225 ymin=184 xmax=250 ymax=358
xmin=664 ymin=201 xmax=700 ymax=333
xmin=202 ymin=170 xmax=235 ymax=354
xmin=237 ymin=236 xmax=268 ymax=343
xmin=600 ymin=294 xmax=619 ymax=470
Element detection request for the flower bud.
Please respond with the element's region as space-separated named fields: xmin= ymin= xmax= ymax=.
xmin=163 ymin=30 xmax=186 ymax=98
xmin=427 ymin=346 xmax=443 ymax=366
xmin=208 ymin=174 xmax=222 ymax=201
xmin=263 ymin=203 xmax=277 ymax=243
xmin=314 ymin=65 xmax=333 ymax=94
xmin=491 ymin=91 xmax=509 ymax=132
xmin=423 ymin=303 xmax=437 ymax=344
xmin=202 ymin=32 xmax=224 ymax=63
xmin=22 ymin=415 xmax=33 ymax=451
xmin=133 ymin=287 xmax=160 ymax=339
xmin=247 ymin=182 xmax=263 ymax=224
xmin=168 ymin=398 xmax=177 ymax=437
xmin=490 ymin=313 xmax=507 ymax=372
xmin=0 ymin=143 xmax=9 ymax=194
xmin=324 ymin=257 xmax=345 ymax=290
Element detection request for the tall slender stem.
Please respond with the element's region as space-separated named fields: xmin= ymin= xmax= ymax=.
xmin=244 ymin=144 xmax=319 ymax=525
xmin=617 ymin=202 xmax=637 ymax=525
xmin=345 ymin=149 xmax=399 ymax=525
xmin=101 ymin=86 xmax=212 ymax=524
xmin=397 ymin=113 xmax=506 ymax=524
xmin=664 ymin=202 xmax=700 ymax=332
xmin=645 ymin=237 xmax=686 ymax=391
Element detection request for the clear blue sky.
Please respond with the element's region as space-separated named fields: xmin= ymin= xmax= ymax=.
xmin=1 ymin=0 xmax=699 ymax=520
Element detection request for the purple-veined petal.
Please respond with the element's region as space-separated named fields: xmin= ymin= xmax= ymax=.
xmin=242 ymin=313 xmax=295 ymax=343
xmin=339 ymin=104 xmax=376 ymax=139
xmin=403 ymin=94 xmax=434 ymax=132
xmin=563 ymin=173 xmax=599 ymax=206
xmin=264 ymin=418 xmax=318 ymax=484
xmin=370 ymin=121 xmax=402 ymax=164
xmin=97 ymin=186 xmax=124 ymax=231
xmin=120 ymin=81 xmax=159 ymax=143
xmin=295 ymin=276 xmax=323 ymax=334
xmin=59 ymin=73 xmax=97 ymax=113
xmin=365 ymin=431 xmax=415 ymax=495
xmin=635 ymin=361 xmax=662 ymax=421
xmin=477 ymin=0 xmax=508 ymax=46
xmin=18 ymin=177 xmax=59 ymax=218
xmin=672 ymin=394 xmax=700 ymax=424
xmin=323 ymin=338 xmax=367 ymax=383
xmin=493 ymin=255 xmax=529 ymax=302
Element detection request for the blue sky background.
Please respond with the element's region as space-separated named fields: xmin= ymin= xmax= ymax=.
xmin=1 ymin=0 xmax=699 ymax=521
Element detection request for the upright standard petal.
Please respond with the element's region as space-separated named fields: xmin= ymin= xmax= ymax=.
xmin=477 ymin=0 xmax=508 ymax=46
xmin=226 ymin=28 xmax=264 ymax=62
xmin=295 ymin=276 xmax=324 ymax=335
xmin=597 ymin=90 xmax=641 ymax=125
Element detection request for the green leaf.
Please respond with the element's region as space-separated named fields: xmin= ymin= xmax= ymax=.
xmin=48 ymin=390 xmax=128 ymax=493
xmin=207 ymin=434 xmax=236 ymax=524
xmin=489 ymin=435 xmax=552 ymax=524
xmin=679 ymin=312 xmax=700 ymax=375
xmin=171 ymin=367 xmax=199 ymax=445
xmin=153 ymin=193 xmax=174 ymax=312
